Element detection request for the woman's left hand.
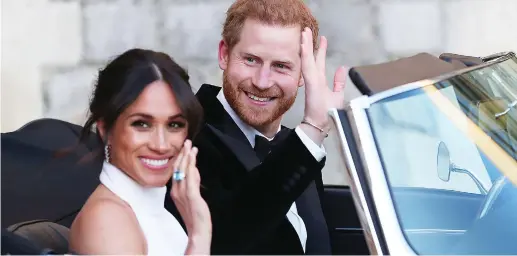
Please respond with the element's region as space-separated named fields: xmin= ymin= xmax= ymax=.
xmin=170 ymin=139 xmax=212 ymax=253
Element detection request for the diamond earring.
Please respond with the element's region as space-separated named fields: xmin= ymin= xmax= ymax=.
xmin=104 ymin=144 xmax=112 ymax=163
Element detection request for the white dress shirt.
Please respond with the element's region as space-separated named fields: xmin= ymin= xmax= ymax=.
xmin=216 ymin=89 xmax=327 ymax=252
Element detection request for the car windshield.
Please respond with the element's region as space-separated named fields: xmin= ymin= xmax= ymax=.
xmin=366 ymin=53 xmax=517 ymax=255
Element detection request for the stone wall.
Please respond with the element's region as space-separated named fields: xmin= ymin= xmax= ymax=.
xmin=2 ymin=0 xmax=517 ymax=185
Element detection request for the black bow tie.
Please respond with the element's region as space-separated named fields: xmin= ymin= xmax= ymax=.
xmin=253 ymin=129 xmax=289 ymax=161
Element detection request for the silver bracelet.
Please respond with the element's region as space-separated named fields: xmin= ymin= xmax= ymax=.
xmin=301 ymin=120 xmax=329 ymax=138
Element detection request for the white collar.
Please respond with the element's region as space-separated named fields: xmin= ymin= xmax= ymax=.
xmin=99 ymin=161 xmax=166 ymax=212
xmin=216 ymin=88 xmax=281 ymax=148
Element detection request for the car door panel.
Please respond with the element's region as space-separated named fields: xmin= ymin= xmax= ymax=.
xmin=322 ymin=185 xmax=369 ymax=255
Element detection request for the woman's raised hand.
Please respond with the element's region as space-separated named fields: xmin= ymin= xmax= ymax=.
xmin=170 ymin=139 xmax=212 ymax=254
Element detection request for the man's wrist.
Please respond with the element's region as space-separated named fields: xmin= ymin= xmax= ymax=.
xmin=302 ymin=116 xmax=330 ymax=133
xmin=299 ymin=121 xmax=328 ymax=146
xmin=301 ymin=120 xmax=329 ymax=137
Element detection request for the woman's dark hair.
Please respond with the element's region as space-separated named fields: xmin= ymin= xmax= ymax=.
xmin=79 ymin=48 xmax=204 ymax=149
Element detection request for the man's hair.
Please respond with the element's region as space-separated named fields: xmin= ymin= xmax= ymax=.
xmin=222 ymin=0 xmax=319 ymax=51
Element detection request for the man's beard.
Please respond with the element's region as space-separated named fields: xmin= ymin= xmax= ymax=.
xmin=222 ymin=71 xmax=296 ymax=128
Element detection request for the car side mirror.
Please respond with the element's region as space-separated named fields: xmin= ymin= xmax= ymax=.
xmin=437 ymin=141 xmax=452 ymax=182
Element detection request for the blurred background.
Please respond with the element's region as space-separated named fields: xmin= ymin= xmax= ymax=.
xmin=2 ymin=0 xmax=517 ymax=185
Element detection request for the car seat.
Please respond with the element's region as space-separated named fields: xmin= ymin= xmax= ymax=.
xmin=2 ymin=219 xmax=72 ymax=255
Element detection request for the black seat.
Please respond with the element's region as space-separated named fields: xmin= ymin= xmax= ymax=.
xmin=1 ymin=118 xmax=102 ymax=254
xmin=1 ymin=118 xmax=102 ymax=228
xmin=2 ymin=228 xmax=52 ymax=255
xmin=7 ymin=220 xmax=70 ymax=254
xmin=2 ymin=219 xmax=73 ymax=255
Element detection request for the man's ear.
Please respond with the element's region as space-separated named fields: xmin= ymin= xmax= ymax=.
xmin=298 ymin=75 xmax=305 ymax=87
xmin=218 ymin=40 xmax=229 ymax=70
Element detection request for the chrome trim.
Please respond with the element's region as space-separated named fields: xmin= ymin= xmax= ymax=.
xmin=335 ymin=227 xmax=467 ymax=235
xmin=451 ymin=164 xmax=488 ymax=194
xmin=405 ymin=229 xmax=466 ymax=235
xmin=362 ymin=80 xmax=433 ymax=106
xmin=334 ymin=227 xmax=364 ymax=232
xmin=329 ymin=109 xmax=382 ymax=255
xmin=346 ymin=103 xmax=417 ymax=254
xmin=479 ymin=176 xmax=507 ymax=218
xmin=481 ymin=51 xmax=514 ymax=62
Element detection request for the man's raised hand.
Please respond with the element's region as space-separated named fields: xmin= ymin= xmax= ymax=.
xmin=300 ymin=27 xmax=347 ymax=144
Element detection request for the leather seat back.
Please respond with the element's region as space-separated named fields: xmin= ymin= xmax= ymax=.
xmin=7 ymin=220 xmax=70 ymax=254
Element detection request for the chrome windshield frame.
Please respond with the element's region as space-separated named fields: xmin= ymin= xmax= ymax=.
xmin=330 ymin=51 xmax=515 ymax=255
xmin=329 ymin=108 xmax=384 ymax=255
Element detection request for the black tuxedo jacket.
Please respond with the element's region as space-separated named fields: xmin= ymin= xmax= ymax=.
xmin=165 ymin=84 xmax=331 ymax=255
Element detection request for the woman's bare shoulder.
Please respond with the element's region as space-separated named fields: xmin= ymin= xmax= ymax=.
xmin=69 ymin=190 xmax=146 ymax=255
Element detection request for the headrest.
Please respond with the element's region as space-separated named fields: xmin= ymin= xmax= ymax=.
xmin=348 ymin=53 xmax=474 ymax=96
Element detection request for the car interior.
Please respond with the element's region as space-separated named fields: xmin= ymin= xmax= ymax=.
xmin=2 ymin=52 xmax=514 ymax=255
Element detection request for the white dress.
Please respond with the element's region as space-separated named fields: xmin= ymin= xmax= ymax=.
xmin=99 ymin=161 xmax=188 ymax=255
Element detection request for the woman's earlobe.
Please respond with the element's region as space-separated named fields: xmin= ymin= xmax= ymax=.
xmin=96 ymin=120 xmax=107 ymax=141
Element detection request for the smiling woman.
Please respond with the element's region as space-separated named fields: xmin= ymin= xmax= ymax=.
xmin=68 ymin=48 xmax=211 ymax=255
xmin=99 ymin=79 xmax=190 ymax=187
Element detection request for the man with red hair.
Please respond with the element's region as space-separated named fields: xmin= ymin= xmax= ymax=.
xmin=165 ymin=0 xmax=347 ymax=254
